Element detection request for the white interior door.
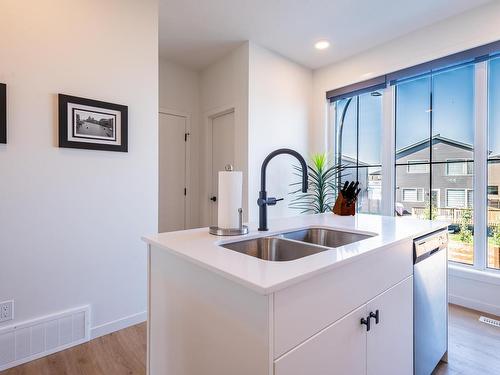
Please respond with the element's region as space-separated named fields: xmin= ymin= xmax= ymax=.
xmin=159 ymin=113 xmax=187 ymax=232
xmin=210 ymin=111 xmax=235 ymax=225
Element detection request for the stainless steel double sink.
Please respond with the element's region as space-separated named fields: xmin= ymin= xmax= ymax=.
xmin=221 ymin=228 xmax=374 ymax=261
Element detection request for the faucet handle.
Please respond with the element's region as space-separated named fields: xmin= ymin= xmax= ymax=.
xmin=266 ymin=197 xmax=284 ymax=206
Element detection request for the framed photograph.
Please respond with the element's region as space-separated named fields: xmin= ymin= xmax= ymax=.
xmin=0 ymin=83 xmax=6 ymax=144
xmin=58 ymin=94 xmax=128 ymax=152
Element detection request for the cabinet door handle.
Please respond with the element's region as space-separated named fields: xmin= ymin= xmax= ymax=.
xmin=360 ymin=317 xmax=371 ymax=332
xmin=369 ymin=310 xmax=380 ymax=324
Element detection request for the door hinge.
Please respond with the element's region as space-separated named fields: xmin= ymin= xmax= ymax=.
xmin=184 ymin=188 xmax=187 ymax=196
xmin=184 ymin=132 xmax=190 ymax=142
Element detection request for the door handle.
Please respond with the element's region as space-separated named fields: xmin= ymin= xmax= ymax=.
xmin=369 ymin=310 xmax=380 ymax=325
xmin=210 ymin=196 xmax=217 ymax=202
xmin=360 ymin=317 xmax=371 ymax=332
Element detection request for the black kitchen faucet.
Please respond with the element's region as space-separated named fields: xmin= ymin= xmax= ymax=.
xmin=257 ymin=148 xmax=308 ymax=231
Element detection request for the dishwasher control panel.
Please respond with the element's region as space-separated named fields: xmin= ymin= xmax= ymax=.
xmin=413 ymin=230 xmax=448 ymax=263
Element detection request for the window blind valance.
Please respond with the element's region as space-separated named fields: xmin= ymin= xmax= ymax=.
xmin=326 ymin=76 xmax=386 ymax=102
xmin=387 ymin=40 xmax=500 ymax=85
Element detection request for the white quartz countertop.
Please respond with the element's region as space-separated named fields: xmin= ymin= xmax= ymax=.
xmin=142 ymin=213 xmax=448 ymax=295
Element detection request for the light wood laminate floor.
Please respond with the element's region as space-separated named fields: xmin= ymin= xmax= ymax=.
xmin=434 ymin=304 xmax=500 ymax=375
xmin=2 ymin=305 xmax=499 ymax=375
xmin=2 ymin=323 xmax=146 ymax=375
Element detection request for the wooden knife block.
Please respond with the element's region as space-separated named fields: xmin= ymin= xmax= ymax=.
xmin=333 ymin=192 xmax=356 ymax=216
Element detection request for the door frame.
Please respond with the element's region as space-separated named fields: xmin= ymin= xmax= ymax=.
xmin=159 ymin=108 xmax=192 ymax=229
xmin=203 ymin=105 xmax=235 ymax=226
xmin=432 ymin=189 xmax=441 ymax=208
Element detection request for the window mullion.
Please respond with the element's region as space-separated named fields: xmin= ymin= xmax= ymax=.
xmin=474 ymin=61 xmax=488 ymax=270
xmin=429 ymin=76 xmax=433 ymax=221
xmin=328 ymin=101 xmax=337 ymax=161
xmin=381 ymin=86 xmax=395 ymax=216
xmin=356 ymin=96 xmax=360 ymax=184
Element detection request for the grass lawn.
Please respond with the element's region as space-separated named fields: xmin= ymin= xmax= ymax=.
xmin=449 ymin=232 xmax=498 ymax=246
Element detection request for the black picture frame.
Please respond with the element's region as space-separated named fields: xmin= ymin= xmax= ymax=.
xmin=0 ymin=83 xmax=6 ymax=144
xmin=58 ymin=94 xmax=128 ymax=152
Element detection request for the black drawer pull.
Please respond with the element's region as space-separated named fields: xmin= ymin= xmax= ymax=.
xmin=369 ymin=310 xmax=380 ymax=324
xmin=360 ymin=317 xmax=371 ymax=332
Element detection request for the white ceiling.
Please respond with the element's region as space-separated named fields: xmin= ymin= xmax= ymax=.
xmin=159 ymin=0 xmax=491 ymax=70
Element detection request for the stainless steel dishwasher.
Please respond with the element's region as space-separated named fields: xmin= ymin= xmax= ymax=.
xmin=414 ymin=229 xmax=448 ymax=375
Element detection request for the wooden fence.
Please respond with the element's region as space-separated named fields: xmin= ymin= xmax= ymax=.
xmin=411 ymin=207 xmax=500 ymax=225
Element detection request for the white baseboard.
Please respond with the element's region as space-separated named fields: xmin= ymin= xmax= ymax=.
xmin=90 ymin=311 xmax=147 ymax=339
xmin=449 ymin=294 xmax=500 ymax=317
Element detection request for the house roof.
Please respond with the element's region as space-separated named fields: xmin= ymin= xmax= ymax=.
xmin=342 ymin=134 xmax=476 ymax=168
xmin=396 ymin=134 xmax=473 ymax=160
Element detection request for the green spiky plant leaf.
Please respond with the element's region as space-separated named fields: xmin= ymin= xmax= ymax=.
xmin=289 ymin=153 xmax=345 ymax=214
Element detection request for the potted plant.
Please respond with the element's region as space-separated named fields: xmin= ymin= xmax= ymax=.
xmin=289 ymin=153 xmax=345 ymax=214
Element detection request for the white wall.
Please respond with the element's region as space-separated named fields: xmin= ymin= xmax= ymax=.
xmin=199 ymin=43 xmax=250 ymax=225
xmin=312 ymin=1 xmax=500 ymax=153
xmin=449 ymin=267 xmax=500 ymax=317
xmin=311 ymin=1 xmax=500 ymax=316
xmin=0 ymin=0 xmax=158 ymax=337
xmin=197 ymin=42 xmax=312 ymax=225
xmin=159 ymin=59 xmax=201 ymax=227
xmin=248 ymin=43 xmax=312 ymax=221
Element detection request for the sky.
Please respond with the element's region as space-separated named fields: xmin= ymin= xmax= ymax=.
xmin=336 ymin=91 xmax=382 ymax=166
xmin=334 ymin=60 xmax=500 ymax=164
xmin=489 ymin=57 xmax=500 ymax=157
xmin=396 ymin=64 xmax=475 ymax=160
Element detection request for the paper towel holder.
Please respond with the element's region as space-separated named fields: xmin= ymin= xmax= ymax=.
xmin=209 ymin=208 xmax=249 ymax=236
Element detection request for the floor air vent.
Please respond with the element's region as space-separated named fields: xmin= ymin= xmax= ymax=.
xmin=479 ymin=316 xmax=500 ymax=328
xmin=0 ymin=306 xmax=90 ymax=371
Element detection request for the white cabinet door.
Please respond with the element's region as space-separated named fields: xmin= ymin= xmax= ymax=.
xmin=274 ymin=240 xmax=412 ymax=358
xmin=274 ymin=304 xmax=367 ymax=375
xmin=366 ymin=276 xmax=413 ymax=375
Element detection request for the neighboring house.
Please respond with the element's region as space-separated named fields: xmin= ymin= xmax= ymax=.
xmin=396 ymin=135 xmax=500 ymax=214
xmin=339 ymin=134 xmax=500 ymax=216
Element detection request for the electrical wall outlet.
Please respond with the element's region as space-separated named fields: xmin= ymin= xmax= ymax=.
xmin=0 ymin=300 xmax=14 ymax=322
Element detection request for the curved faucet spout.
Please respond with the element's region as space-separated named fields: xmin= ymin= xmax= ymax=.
xmin=258 ymin=148 xmax=308 ymax=231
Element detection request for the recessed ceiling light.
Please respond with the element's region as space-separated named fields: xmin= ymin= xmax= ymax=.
xmin=314 ymin=40 xmax=330 ymax=50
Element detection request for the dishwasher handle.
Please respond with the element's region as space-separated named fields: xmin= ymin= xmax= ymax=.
xmin=430 ymin=248 xmax=440 ymax=256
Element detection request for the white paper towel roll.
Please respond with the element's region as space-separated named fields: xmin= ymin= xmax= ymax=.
xmin=217 ymin=171 xmax=243 ymax=229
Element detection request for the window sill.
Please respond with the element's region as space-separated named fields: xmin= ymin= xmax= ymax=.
xmin=449 ymin=263 xmax=500 ymax=285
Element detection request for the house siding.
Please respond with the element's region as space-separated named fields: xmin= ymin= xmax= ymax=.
xmin=396 ymin=140 xmax=474 ymax=212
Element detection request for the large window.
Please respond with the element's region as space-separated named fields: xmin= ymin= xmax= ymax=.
xmin=335 ymin=91 xmax=382 ymax=214
xmin=395 ymin=64 xmax=475 ymax=265
xmin=330 ymin=43 xmax=500 ymax=273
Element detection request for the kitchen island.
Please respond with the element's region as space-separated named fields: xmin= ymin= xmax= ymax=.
xmin=142 ymin=213 xmax=448 ymax=375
